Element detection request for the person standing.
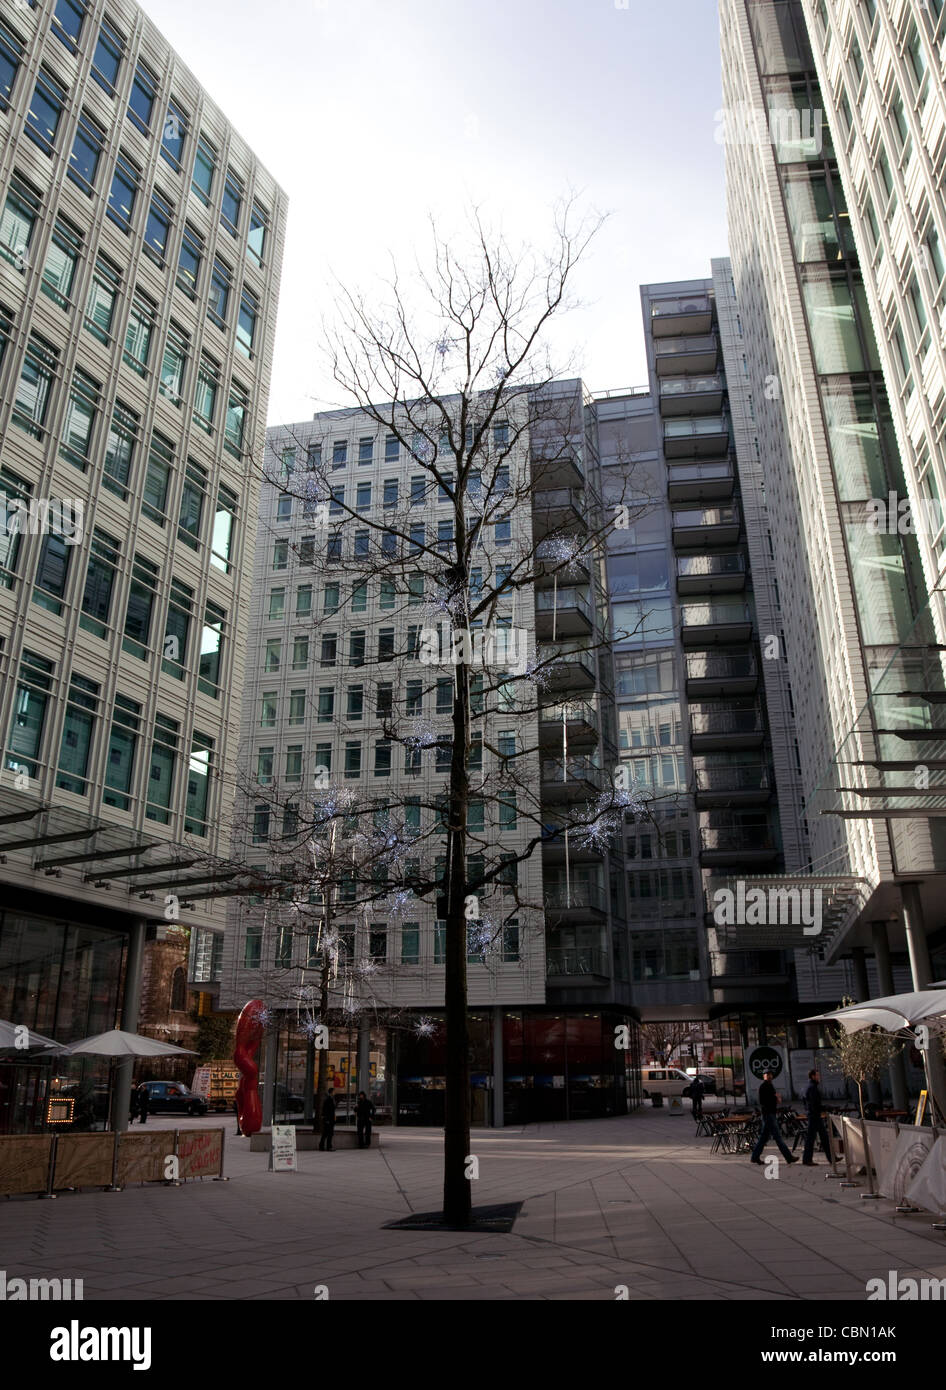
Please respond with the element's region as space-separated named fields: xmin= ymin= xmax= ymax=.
xmin=689 ymin=1075 xmax=706 ymax=1122
xmin=319 ymin=1088 xmax=336 ymax=1151
xmin=802 ymin=1069 xmax=832 ymax=1166
xmin=129 ymin=1086 xmax=139 ymax=1124
xmin=233 ymin=1096 xmax=243 ymax=1137
xmin=750 ymin=1071 xmax=796 ymax=1164
xmin=356 ymin=1091 xmax=375 ymax=1148
xmin=136 ymin=1083 xmax=150 ymax=1124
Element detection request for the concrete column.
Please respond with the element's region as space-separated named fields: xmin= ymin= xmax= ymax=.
xmin=113 ymin=919 xmax=147 ymax=1132
xmin=871 ymin=921 xmax=909 ymax=1111
xmin=492 ymin=1006 xmax=504 ymax=1128
xmin=303 ymin=1039 xmax=315 ymax=1123
xmin=388 ymin=1028 xmax=398 ymax=1127
xmin=851 ymin=948 xmax=881 ymax=1104
xmin=900 ymin=884 xmax=946 ymax=1123
xmin=261 ymin=1023 xmax=277 ymax=1127
xmin=357 ymin=1016 xmax=371 ymax=1098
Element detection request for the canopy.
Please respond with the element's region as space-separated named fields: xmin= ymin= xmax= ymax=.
xmin=43 ymin=1028 xmax=197 ymax=1057
xmin=0 ymin=1019 xmax=64 ymax=1052
xmin=800 ymin=985 xmax=946 ymax=1034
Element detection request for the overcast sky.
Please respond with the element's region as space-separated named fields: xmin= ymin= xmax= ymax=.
xmin=143 ymin=0 xmax=728 ymax=424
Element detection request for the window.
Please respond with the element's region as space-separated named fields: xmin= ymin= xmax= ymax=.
xmin=383 ymin=478 xmax=398 ymax=508
xmin=378 ymin=629 xmax=395 ymax=662
xmin=356 ymin=482 xmax=371 ymax=511
xmin=41 ymin=216 xmax=81 ymax=308
xmin=494 ymin=518 xmax=511 ymax=545
xmin=502 ymin=923 xmax=520 ymax=962
xmin=52 ymin=0 xmax=86 ymax=52
xmin=285 ymin=746 xmax=303 ymax=783
xmin=191 ymin=135 xmax=216 ymax=205
xmin=268 ymin=588 xmax=285 ymax=620
xmin=493 ymin=420 xmax=509 ymax=450
xmin=237 ymin=286 xmax=258 ymax=357
xmin=162 ymin=578 xmax=192 ymax=680
xmin=60 ymin=369 xmax=99 ymax=470
xmin=26 ymin=69 xmax=66 ymax=153
xmin=79 ymin=529 xmax=119 ymax=637
xmin=288 ymin=690 xmax=305 ymax=725
xmin=177 ymin=460 xmax=206 ymax=548
xmin=211 ymin=485 xmax=237 ymax=573
xmin=159 ymin=324 xmax=188 ymax=404
xmin=324 ymin=582 xmax=340 ymax=613
xmin=437 ymin=474 xmax=454 ymax=503
xmin=0 ymin=466 xmax=31 ymax=588
xmin=349 ymin=631 xmax=366 ymax=667
xmin=221 ymin=168 xmax=242 ymax=236
xmin=352 ymin=581 xmax=367 ymax=612
xmin=91 ymin=16 xmax=123 ymax=95
xmin=184 ymin=733 xmax=213 ymax=835
xmin=56 ymin=675 xmax=99 ymax=796
xmin=103 ymin=401 xmax=139 ymax=498
xmin=6 ymin=650 xmax=54 ymax=779
xmin=321 ymin=634 xmax=337 ymax=666
xmin=177 ymin=223 xmax=203 ymax=298
xmin=107 ymin=152 xmax=140 ymax=231
xmin=193 ymin=355 xmax=219 ymax=433
xmin=250 ymin=809 xmax=269 ymax=849
xmin=69 ymin=112 xmax=105 ymax=192
xmin=1 ymin=175 xmax=39 ymax=269
xmin=409 ymin=524 xmax=425 ymax=554
xmin=123 ymin=289 xmax=156 ymax=375
xmin=347 ymin=685 xmax=364 ymax=720
xmin=354 ymin=530 xmax=369 ymax=557
xmin=344 ymin=742 xmax=362 ymax=779
xmin=317 ymin=687 xmax=334 ymax=723
xmin=102 ymin=695 xmax=140 ymax=809
xmin=411 ymin=475 xmax=425 ymax=506
xmin=368 ymin=927 xmax=387 ymax=962
xmin=499 ymin=792 xmax=517 ymax=829
xmin=224 ymin=382 xmax=248 ymax=457
xmin=247 ymin=200 xmax=267 ymax=265
xmin=292 ymin=636 xmax=309 ymax=670
xmin=257 ymin=746 xmax=274 ymax=785
xmin=380 ymin=580 xmax=396 ymax=610
xmin=358 ymin=437 xmax=373 ymax=466
xmin=307 ymin=442 xmax=322 ymax=471
xmin=85 ymin=255 xmax=120 ymax=344
xmin=161 ymin=98 xmax=188 ymax=172
xmin=143 ymin=190 xmax=172 ymax=264
xmin=198 ymin=603 xmax=226 ymax=697
xmin=260 ymin=692 xmax=277 ymax=728
xmin=401 ymin=924 xmax=420 ymax=965
xmin=468 ymin=799 xmax=485 ymax=833
xmin=202 ymin=261 xmax=231 ymax=334
xmin=33 ymin=529 xmax=71 ymax=614
xmin=122 ymin=555 xmax=159 ymax=659
xmin=264 ymin=639 xmax=281 ymax=673
xmin=434 ymin=921 xmax=446 ymax=965
xmin=405 ymin=680 xmax=422 ymax=716
xmin=437 ymin=519 xmax=453 ymax=549
xmin=436 ymin=679 xmax=452 ymax=714
xmin=146 ymin=715 xmax=179 ymax=824
xmin=127 ymin=61 xmax=156 ymax=133
xmin=376 ymin=683 xmax=393 ymax=717
xmin=332 ymin=440 xmax=347 ymax=469
xmin=142 ymin=432 xmax=173 ymax=525
xmin=0 ymin=22 xmax=24 ymax=111
xmin=405 ymin=744 xmax=421 ymax=775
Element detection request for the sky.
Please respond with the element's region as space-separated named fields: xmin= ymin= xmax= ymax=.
xmin=142 ymin=0 xmax=729 ymax=425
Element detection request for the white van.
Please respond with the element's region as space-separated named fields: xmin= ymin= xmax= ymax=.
xmin=637 ymin=1067 xmax=694 ymax=1099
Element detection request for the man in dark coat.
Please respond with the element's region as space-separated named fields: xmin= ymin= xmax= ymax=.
xmin=318 ymin=1088 xmax=336 ymax=1151
xmin=750 ymin=1071 xmax=796 ymax=1164
xmin=136 ymin=1083 xmax=150 ymax=1124
xmin=689 ymin=1075 xmax=706 ymax=1121
xmin=802 ymin=1068 xmax=832 ymax=1166
xmin=356 ymin=1091 xmax=376 ymax=1148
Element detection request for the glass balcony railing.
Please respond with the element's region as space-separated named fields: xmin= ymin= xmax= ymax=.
xmin=673 ymin=505 xmax=739 ymax=529
xmin=654 ymin=333 xmax=718 ymax=356
xmin=535 ymin=589 xmax=592 ymax=621
xmin=544 ymin=883 xmax=607 ymax=913
xmin=700 ymin=827 xmax=777 ymax=853
xmin=539 ymin=701 xmax=599 ymax=731
xmin=664 ymin=417 xmax=728 ymax=440
xmin=689 ymin=704 xmax=763 ymax=737
xmin=676 ymin=554 xmax=746 ymax=582
xmin=686 ymin=652 xmax=758 ymax=682
xmin=680 ymin=601 xmax=752 ymax=628
xmin=694 ymin=765 xmax=770 ymax=794
xmin=652 ymin=296 xmax=711 ymax=318
xmin=541 ymin=756 xmax=604 ymax=789
xmin=546 ymin=947 xmax=609 ymax=977
xmin=534 ymin=487 xmax=585 ymax=511
xmin=659 ymin=374 xmax=724 ymax=398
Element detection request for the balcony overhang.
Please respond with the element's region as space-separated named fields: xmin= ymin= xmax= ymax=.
xmin=706 ymin=872 xmax=873 ymax=952
xmin=681 ymin=619 xmax=753 ymax=646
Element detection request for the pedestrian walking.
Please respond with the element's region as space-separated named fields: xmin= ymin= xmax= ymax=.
xmin=356 ymin=1090 xmax=375 ymax=1148
xmin=802 ymin=1069 xmax=832 ymax=1166
xmin=129 ymin=1087 xmax=139 ymax=1124
xmin=689 ymin=1075 xmax=706 ymax=1121
xmin=136 ymin=1082 xmax=150 ymax=1125
xmin=318 ymin=1088 xmax=336 ymax=1151
xmin=749 ymin=1071 xmax=796 ymax=1164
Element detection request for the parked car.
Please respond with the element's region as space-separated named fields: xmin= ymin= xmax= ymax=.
xmin=273 ymin=1084 xmax=305 ymax=1114
xmin=636 ymin=1067 xmax=694 ymax=1099
xmin=137 ymin=1081 xmax=208 ymax=1116
xmin=683 ymin=1072 xmax=718 ymax=1095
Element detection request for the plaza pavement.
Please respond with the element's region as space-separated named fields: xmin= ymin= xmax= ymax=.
xmin=3 ymin=1108 xmax=945 ymax=1301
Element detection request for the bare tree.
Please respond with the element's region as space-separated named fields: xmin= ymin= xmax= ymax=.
xmin=639 ymin=1022 xmax=700 ymax=1067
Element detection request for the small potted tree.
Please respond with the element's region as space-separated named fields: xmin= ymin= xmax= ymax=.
xmin=831 ymin=998 xmax=904 ymax=1198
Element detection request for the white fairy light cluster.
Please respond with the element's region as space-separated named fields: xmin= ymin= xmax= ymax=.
xmin=403 ymin=721 xmax=444 ymax=752
xmin=299 ymin=1015 xmax=324 ymax=1041
xmin=541 ymin=535 xmax=589 ymax=567
xmin=522 ymin=654 xmax=558 ymax=688
xmin=383 ymin=888 xmax=419 ymax=919
xmin=414 ymin=1016 xmax=436 ymax=1038
xmin=571 ymin=786 xmax=647 ymax=852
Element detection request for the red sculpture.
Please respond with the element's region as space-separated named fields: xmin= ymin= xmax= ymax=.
xmin=234 ymin=999 xmax=266 ymax=1136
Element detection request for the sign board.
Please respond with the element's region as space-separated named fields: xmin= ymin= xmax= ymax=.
xmin=270 ymin=1125 xmax=297 ymax=1173
xmin=744 ymin=1045 xmax=787 ymax=1103
xmin=788 ymin=1048 xmax=814 ymax=1102
xmin=915 ymin=1090 xmax=929 ymax=1127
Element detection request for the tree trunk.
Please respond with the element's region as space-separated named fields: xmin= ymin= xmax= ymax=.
xmin=314 ymin=931 xmax=331 ymax=1134
xmin=443 ymin=659 xmax=472 ymax=1226
xmin=856 ymin=1079 xmax=876 ymax=1195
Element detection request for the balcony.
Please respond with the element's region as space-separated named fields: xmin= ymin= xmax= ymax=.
xmin=685 ymin=651 xmax=758 ymax=697
xmin=676 ymin=553 xmax=746 ymax=595
xmin=654 ymin=333 xmax=719 ymax=375
xmin=545 ymin=946 xmax=610 ymax=984
xmin=541 ymin=824 xmax=609 ymax=861
xmin=541 ymin=756 xmax=605 ymax=802
xmin=539 ymin=643 xmax=597 ymax=692
xmin=650 ymin=295 xmax=713 ymax=337
xmin=672 ymin=505 xmax=740 ymax=548
xmin=700 ymin=826 xmax=780 ymax=868
xmin=531 ymin=452 xmax=584 ymax=490
xmin=667 ymin=459 xmax=734 ymax=503
xmin=689 ymin=703 xmax=765 ymax=752
xmin=544 ymin=882 xmax=608 ymax=922
xmin=680 ymin=601 xmax=753 ymax=646
xmin=694 ymin=764 xmax=772 ymax=808
xmin=539 ymin=701 xmax=599 ymax=748
xmin=535 ymin=587 xmax=593 ymax=639
xmin=532 ymin=488 xmax=588 ymax=540
xmin=659 ymin=373 xmax=725 ymax=417
xmin=664 ymin=416 xmax=730 ymax=458
xmin=534 ymin=539 xmax=591 ymax=588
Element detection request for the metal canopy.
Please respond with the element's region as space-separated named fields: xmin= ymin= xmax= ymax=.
xmin=708 ymin=873 xmax=872 ymax=950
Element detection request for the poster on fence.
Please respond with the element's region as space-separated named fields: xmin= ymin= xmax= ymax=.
xmin=0 ymin=1135 xmax=53 ymax=1195
xmin=53 ymin=1133 xmax=114 ymax=1190
xmin=877 ymin=1125 xmax=935 ymax=1203
xmin=905 ymin=1135 xmax=946 ymax=1215
xmin=117 ymin=1131 xmax=170 ymax=1185
xmin=177 ymin=1128 xmax=223 ymax=1179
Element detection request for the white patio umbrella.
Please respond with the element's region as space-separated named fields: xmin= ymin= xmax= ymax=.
xmin=43 ymin=1029 xmax=196 ymax=1057
xmin=801 ymin=986 xmax=946 ymax=1037
xmin=0 ymin=1019 xmax=64 ymax=1051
